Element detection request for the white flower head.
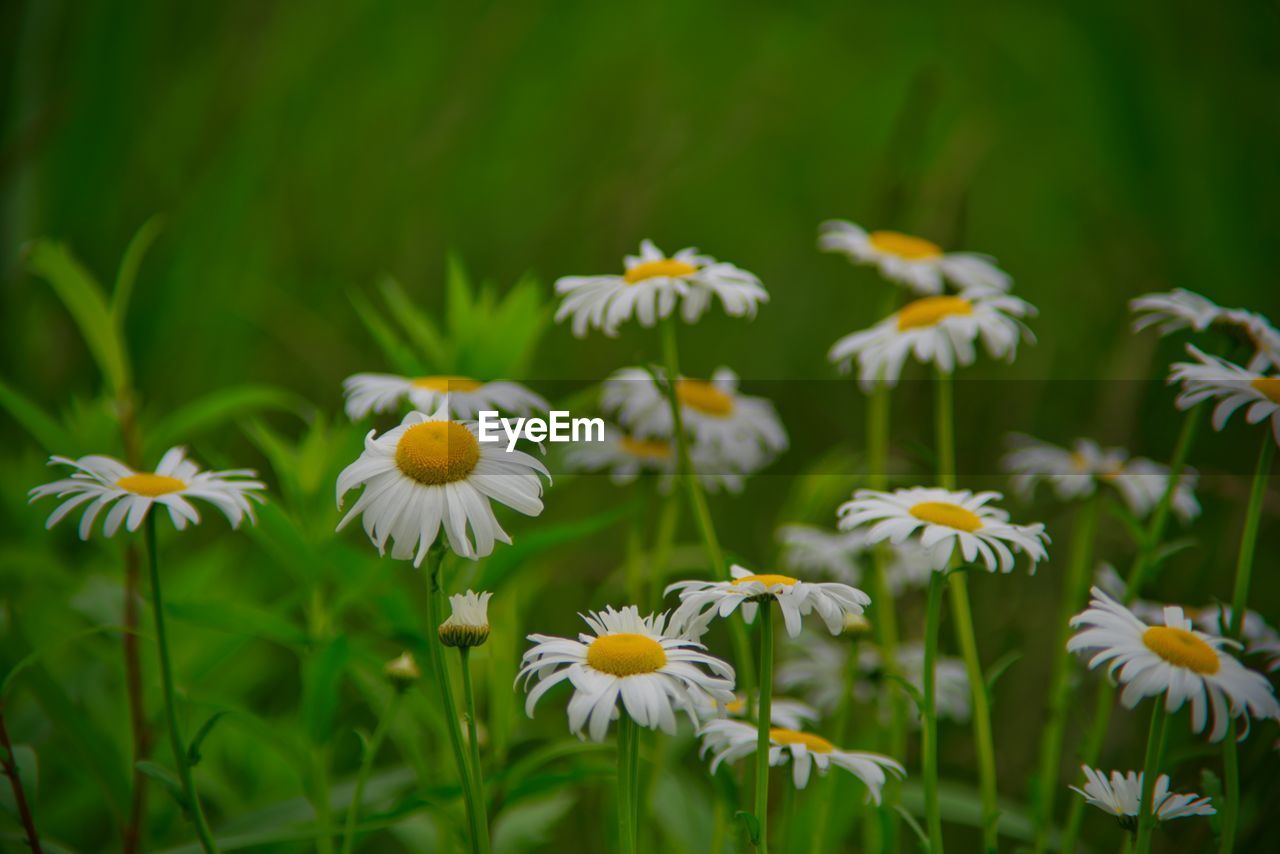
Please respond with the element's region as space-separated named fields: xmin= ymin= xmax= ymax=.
xmin=342 ymin=373 xmax=548 ymax=421
xmin=1070 ymin=766 xmax=1215 ymax=827
xmin=698 ymin=719 xmax=905 ymax=800
xmin=1193 ymin=605 xmax=1280 ymax=674
xmin=777 ymin=523 xmax=934 ymax=594
xmin=1067 ymin=587 xmax=1280 ymax=741
xmin=837 ymin=487 xmax=1049 ymax=574
xmin=666 ymin=564 xmax=871 ymax=639
xmin=1131 ymin=289 xmax=1280 ymax=372
xmin=818 ymin=220 xmax=1011 ymax=296
xmin=335 ymin=404 xmax=549 ymax=563
xmin=829 ymin=290 xmax=1036 ymax=389
xmin=554 ymin=240 xmax=768 ymax=338
xmin=29 ymin=447 xmax=265 ymax=539
xmin=518 ymin=606 xmax=735 ymax=742
xmin=1169 ymin=344 xmax=1280 ymax=447
xmin=440 ymin=589 xmax=493 ymax=648
xmin=561 ymin=423 xmax=748 ymax=494
xmin=689 ymin=693 xmax=818 ymax=731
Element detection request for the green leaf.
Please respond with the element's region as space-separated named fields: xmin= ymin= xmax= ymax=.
xmin=734 ymin=810 xmax=761 ymax=846
xmin=146 ymin=384 xmax=304 ymax=455
xmin=491 ymin=790 xmax=577 ymax=853
xmin=26 ymin=239 xmax=131 ymax=394
xmin=474 ymin=502 xmax=634 ymax=590
xmin=984 ymin=650 xmax=1023 ymax=696
xmin=898 ymin=779 xmax=1039 ymax=843
xmin=164 ymin=599 xmax=308 ymax=648
xmin=893 ymin=804 xmax=930 ymax=851
xmin=112 ymin=215 xmax=164 ymax=322
xmin=0 ymin=377 xmax=74 ymax=452
xmin=1149 ymin=538 xmax=1197 ymax=570
xmin=135 ymin=760 xmax=188 ymax=810
xmin=0 ymin=744 xmax=38 ymax=819
xmin=303 ymin=636 xmax=351 ymax=744
xmin=350 ymin=287 xmax=422 ymax=375
xmin=187 ymin=710 xmax=231 ymax=766
xmin=378 ymin=275 xmax=449 ymax=369
xmin=884 ymin=673 xmax=925 ymax=714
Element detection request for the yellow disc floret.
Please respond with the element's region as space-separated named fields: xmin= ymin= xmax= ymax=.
xmin=1142 ymin=626 xmax=1220 ymax=675
xmin=732 ymin=573 xmax=799 ymax=587
xmin=909 ymin=501 xmax=984 ymax=532
xmin=868 ymin=230 xmax=943 ymax=261
xmin=1251 ymin=377 xmax=1280 ymax=404
xmin=117 ymin=474 xmax=186 ymax=497
xmin=769 ymin=728 xmax=836 ymax=753
xmin=412 ymin=376 xmax=482 ymax=393
xmin=395 ymin=421 xmax=480 ymax=485
xmin=624 ymin=258 xmax=698 ymax=284
xmin=676 ymin=379 xmax=735 ymax=417
xmin=897 ymin=296 xmax=974 ymax=331
xmin=619 ymin=436 xmax=673 ymax=460
xmin=586 ymin=633 xmax=668 ymax=676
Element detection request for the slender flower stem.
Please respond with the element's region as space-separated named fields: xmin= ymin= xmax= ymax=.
xmin=921 ymin=571 xmax=947 ymax=854
xmin=617 ymin=715 xmax=638 ymax=854
xmin=458 ymin=647 xmax=490 ymax=851
xmin=658 ymin=317 xmax=756 ymax=698
xmin=339 ymin=691 xmax=403 ymax=854
xmin=1218 ymin=434 xmax=1274 ymax=854
xmin=1032 ymin=494 xmax=1101 ymax=853
xmin=144 ymin=515 xmax=219 ymax=853
xmin=1060 ymin=406 xmax=1202 ymax=853
xmin=754 ymin=602 xmax=775 ymax=854
xmin=1133 ymin=701 xmax=1168 ymax=854
xmin=422 ymin=549 xmax=489 ymax=854
xmin=119 ymin=396 xmax=150 ymax=854
xmin=647 ymin=491 xmax=680 ymax=611
xmin=934 ymin=371 xmax=956 ymax=490
xmin=809 ymin=635 xmax=862 ymax=854
xmin=625 ymin=502 xmax=645 ymax=606
xmin=0 ymin=705 xmax=43 ymax=854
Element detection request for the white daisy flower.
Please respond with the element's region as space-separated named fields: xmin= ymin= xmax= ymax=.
xmin=698 ymin=718 xmax=905 ymax=800
xmin=517 ymin=606 xmax=735 ymax=742
xmin=29 ymin=447 xmax=265 ymax=539
xmin=818 ymin=220 xmax=1011 ymax=296
xmin=829 ymin=290 xmax=1036 ymax=389
xmin=1067 ymin=587 xmax=1280 ymax=741
xmin=342 ymin=373 xmax=548 ymax=421
xmin=1092 ymin=563 xmax=1166 ymax=626
xmin=439 ymin=589 xmax=492 ymax=648
xmin=335 ymin=405 xmax=549 ymax=563
xmin=774 ymin=633 xmax=850 ymax=713
xmin=776 ymin=523 xmax=934 ymax=594
xmin=560 ymin=423 xmax=748 ymax=494
xmin=553 ymin=240 xmax=768 ymax=338
xmin=1001 ymin=434 xmax=1200 ymax=521
xmin=1131 ymin=289 xmax=1280 ymax=372
xmin=837 ymin=487 xmax=1049 ymax=574
xmin=1070 ymin=766 xmax=1215 ymax=826
xmin=602 ymin=366 xmax=788 ymax=464
xmin=666 ymin=564 xmax=871 ymax=639
xmin=1193 ymin=606 xmax=1280 ymax=673
xmin=1169 ymin=344 xmax=1280 ymax=446
xmin=688 ymin=693 xmax=818 ymax=730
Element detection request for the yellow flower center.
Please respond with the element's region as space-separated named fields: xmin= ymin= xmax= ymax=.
xmin=1142 ymin=626 xmax=1220 ymax=675
xmin=619 ymin=435 xmax=672 ymax=460
xmin=731 ymin=573 xmax=799 ymax=587
xmin=1251 ymin=377 xmax=1280 ymax=404
xmin=412 ymin=376 xmax=482 ymax=393
xmin=676 ymin=379 xmax=735 ymax=417
xmin=395 ymin=421 xmax=480 ymax=485
xmin=724 ymin=698 xmax=746 ymax=714
xmin=868 ymin=230 xmax=943 ymax=261
xmin=116 ymin=474 xmax=186 ymax=497
xmin=624 ymin=258 xmax=698 ymax=284
xmin=896 ymin=296 xmax=974 ymax=331
xmin=769 ymin=728 xmax=835 ymax=753
xmin=909 ymin=501 xmax=984 ymax=532
xmin=586 ymin=633 xmax=668 ymax=676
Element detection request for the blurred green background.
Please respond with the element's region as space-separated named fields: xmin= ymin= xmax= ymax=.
xmin=3 ymin=1 xmax=1279 ymax=851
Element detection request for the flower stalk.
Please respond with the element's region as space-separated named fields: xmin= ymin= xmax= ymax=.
xmin=921 ymin=571 xmax=947 ymax=853
xmin=617 ymin=714 xmax=639 ymax=854
xmin=754 ymin=601 xmax=775 ymax=853
xmin=1133 ymin=701 xmax=1168 ymax=854
xmin=339 ymin=690 xmax=403 ymax=854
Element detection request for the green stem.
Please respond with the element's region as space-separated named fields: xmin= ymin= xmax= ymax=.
xmin=934 ymin=370 xmax=955 ymax=490
xmin=810 ymin=635 xmax=863 ymax=854
xmin=949 ymin=572 xmax=1000 ymax=853
xmin=921 ymin=571 xmax=946 ymax=854
xmin=459 ymin=648 xmax=490 ymax=853
xmin=1133 ymin=702 xmax=1168 ymax=854
xmin=1218 ymin=434 xmax=1274 ymax=854
xmin=754 ymin=602 xmax=775 ymax=854
xmin=1032 ymin=494 xmax=1101 ymax=853
xmin=1060 ymin=407 xmax=1202 ymax=853
xmin=144 ymin=515 xmax=219 ymax=853
xmin=648 ymin=492 xmax=680 ymax=623
xmin=423 ymin=549 xmax=488 ymax=854
xmin=625 ymin=502 xmax=645 ymax=606
xmin=339 ymin=692 xmax=402 ymax=854
xmin=617 ymin=715 xmax=637 ymax=854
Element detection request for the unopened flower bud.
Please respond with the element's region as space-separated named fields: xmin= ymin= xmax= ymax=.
xmin=439 ymin=590 xmax=492 ymax=649
xmin=843 ymin=613 xmax=872 ymax=637
xmin=384 ymin=651 xmax=421 ymax=686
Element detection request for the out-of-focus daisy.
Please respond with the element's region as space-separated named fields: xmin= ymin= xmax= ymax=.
xmin=1169 ymin=345 xmax=1280 ymax=446
xmin=1067 ymin=587 xmax=1280 ymax=741
xmin=777 ymin=523 xmax=934 ymax=594
xmin=1092 ymin=563 xmax=1165 ymax=625
xmin=691 ymin=694 xmax=818 ymax=731
xmin=1131 ymin=289 xmax=1280 ymax=371
xmin=518 ymin=606 xmax=735 ymax=742
xmin=837 ymin=487 xmax=1049 ymax=573
xmin=1194 ymin=605 xmax=1280 ymax=673
xmin=553 ymin=240 xmax=767 ymax=338
xmin=878 ymin=643 xmax=971 ymax=724
xmin=335 ymin=405 xmax=549 ymax=563
xmin=342 ymin=373 xmax=548 ymax=421
xmin=818 ymin=220 xmax=1011 ymax=296
xmin=602 ymin=366 xmax=787 ymax=463
xmin=667 ymin=564 xmax=870 ymax=639
xmin=29 ymin=447 xmax=265 ymax=539
xmin=698 ymin=718 xmax=905 ymax=799
xmin=1002 ymin=434 xmax=1200 ymax=522
xmin=1070 ymin=766 xmax=1215 ymax=828
xmin=829 ymin=290 xmax=1035 ymax=389
xmin=775 ymin=633 xmax=850 ymax=713
xmin=561 ymin=423 xmax=748 ymax=494
xmin=439 ymin=590 xmax=492 ymax=648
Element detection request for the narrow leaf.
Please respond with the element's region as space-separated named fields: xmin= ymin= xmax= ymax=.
xmin=146 ymin=384 xmax=303 ymax=455
xmin=112 ymin=215 xmax=165 ymax=321
xmin=0 ymin=377 xmax=73 ymax=452
xmin=187 ymin=710 xmax=231 ymax=766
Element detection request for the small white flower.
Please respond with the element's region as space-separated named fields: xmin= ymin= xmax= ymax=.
xmin=1131 ymin=289 xmax=1280 ymax=372
xmin=560 ymin=423 xmax=748 ymax=494
xmin=666 ymin=564 xmax=870 ymax=639
xmin=1070 ymin=766 xmax=1215 ymax=825
xmin=335 ymin=405 xmax=549 ymax=563
xmin=818 ymin=220 xmax=1011 ymax=296
xmin=342 ymin=373 xmax=548 ymax=421
xmin=829 ymin=290 xmax=1035 ymax=389
xmin=689 ymin=693 xmax=818 ymax=731
xmin=1168 ymin=344 xmax=1280 ymax=446
xmin=1067 ymin=587 xmax=1280 ymax=741
xmin=554 ymin=240 xmax=768 ymax=338
xmin=837 ymin=487 xmax=1049 ymax=573
xmin=29 ymin=447 xmax=265 ymax=539
xmin=518 ymin=606 xmax=735 ymax=742
xmin=698 ymin=719 xmax=905 ymax=799
xmin=776 ymin=523 xmax=934 ymax=594
xmin=440 ymin=590 xmax=492 ymax=648
xmin=1193 ymin=605 xmax=1280 ymax=673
